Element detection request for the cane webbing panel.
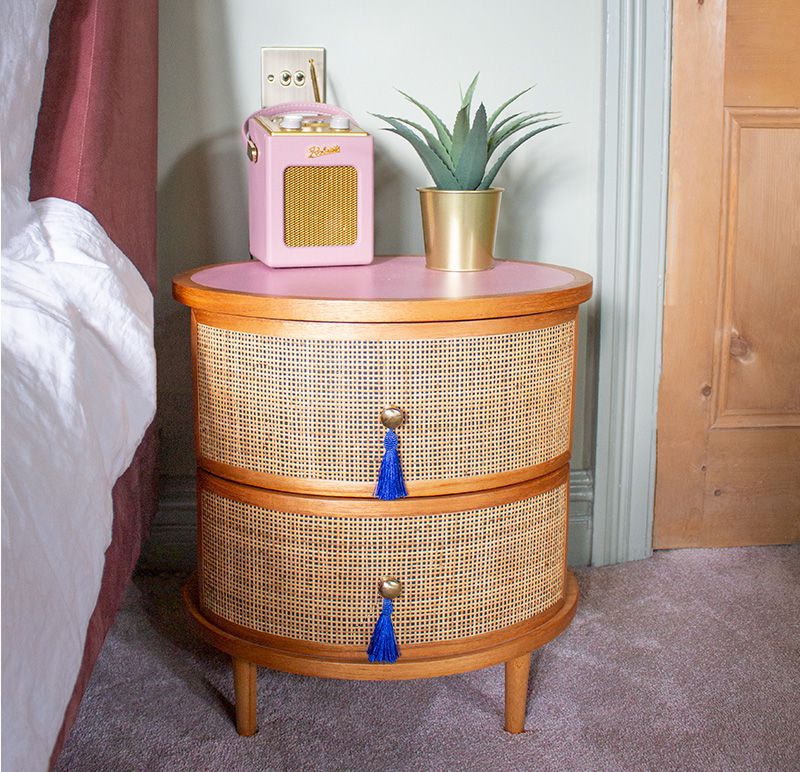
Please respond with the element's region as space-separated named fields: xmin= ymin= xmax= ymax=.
xmin=199 ymin=482 xmax=567 ymax=646
xmin=284 ymin=165 xmax=358 ymax=247
xmin=195 ymin=321 xmax=575 ymax=489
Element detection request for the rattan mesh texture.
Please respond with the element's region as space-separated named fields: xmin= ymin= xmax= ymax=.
xmin=199 ymin=481 xmax=567 ymax=646
xmin=195 ymin=321 xmax=575 ymax=489
xmin=283 ymin=165 xmax=358 ymax=247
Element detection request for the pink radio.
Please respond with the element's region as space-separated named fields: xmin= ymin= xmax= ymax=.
xmin=242 ymin=102 xmax=374 ymax=268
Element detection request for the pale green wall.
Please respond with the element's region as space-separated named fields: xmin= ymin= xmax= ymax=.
xmin=157 ymin=0 xmax=602 ymax=478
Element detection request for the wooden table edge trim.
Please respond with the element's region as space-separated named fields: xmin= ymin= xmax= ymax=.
xmin=197 ymin=465 xmax=570 ymax=517
xmin=182 ymin=571 xmax=579 ymax=681
xmin=196 ymin=451 xmax=572 ymax=499
xmin=173 ymin=260 xmax=593 ymax=322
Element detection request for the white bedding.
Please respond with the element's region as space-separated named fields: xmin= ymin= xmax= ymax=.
xmin=1 ymin=201 xmax=156 ymax=772
xmin=1 ymin=2 xmax=156 ymax=770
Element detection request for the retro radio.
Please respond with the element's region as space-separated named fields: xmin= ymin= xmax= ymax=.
xmin=242 ymin=102 xmax=374 ymax=268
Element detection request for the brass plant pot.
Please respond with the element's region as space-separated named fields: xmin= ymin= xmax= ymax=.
xmin=418 ymin=187 xmax=503 ymax=271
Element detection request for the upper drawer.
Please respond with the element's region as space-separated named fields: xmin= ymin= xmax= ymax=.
xmin=191 ymin=309 xmax=578 ymax=496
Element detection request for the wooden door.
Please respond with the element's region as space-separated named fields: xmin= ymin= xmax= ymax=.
xmin=654 ymin=0 xmax=800 ymax=548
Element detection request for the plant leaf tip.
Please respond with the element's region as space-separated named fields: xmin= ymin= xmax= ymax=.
xmin=377 ymin=76 xmax=561 ymax=190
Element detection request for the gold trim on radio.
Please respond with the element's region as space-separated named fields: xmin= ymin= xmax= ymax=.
xmin=254 ymin=115 xmax=368 ymax=137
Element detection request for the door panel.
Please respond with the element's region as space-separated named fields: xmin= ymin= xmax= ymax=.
xmin=654 ymin=0 xmax=800 ymax=548
xmin=724 ymin=0 xmax=800 ymax=107
xmin=717 ymin=111 xmax=800 ymax=424
xmin=702 ymin=430 xmax=800 ymax=545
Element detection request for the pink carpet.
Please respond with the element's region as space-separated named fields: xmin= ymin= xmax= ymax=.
xmin=56 ymin=545 xmax=799 ymax=771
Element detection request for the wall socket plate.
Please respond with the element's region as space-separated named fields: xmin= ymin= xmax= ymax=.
xmin=261 ymin=47 xmax=326 ymax=108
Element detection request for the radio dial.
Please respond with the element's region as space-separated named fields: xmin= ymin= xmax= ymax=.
xmin=329 ymin=115 xmax=350 ymax=131
xmin=281 ymin=114 xmax=303 ymax=130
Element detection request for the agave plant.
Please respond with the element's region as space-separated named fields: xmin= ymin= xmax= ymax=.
xmin=373 ymin=74 xmax=562 ymax=191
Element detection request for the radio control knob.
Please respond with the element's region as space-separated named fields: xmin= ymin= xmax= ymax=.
xmin=281 ymin=114 xmax=303 ymax=130
xmin=329 ymin=115 xmax=350 ymax=131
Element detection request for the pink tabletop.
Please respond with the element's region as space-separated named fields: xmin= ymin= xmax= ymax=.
xmin=176 ymin=255 xmax=592 ymax=322
xmin=191 ymin=255 xmax=574 ymax=300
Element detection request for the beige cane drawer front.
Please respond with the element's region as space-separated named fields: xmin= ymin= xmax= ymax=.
xmin=192 ymin=311 xmax=578 ymax=497
xmin=196 ymin=468 xmax=569 ymax=648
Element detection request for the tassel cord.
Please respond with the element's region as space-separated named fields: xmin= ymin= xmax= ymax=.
xmin=374 ymin=428 xmax=407 ymax=501
xmin=367 ymin=598 xmax=399 ymax=663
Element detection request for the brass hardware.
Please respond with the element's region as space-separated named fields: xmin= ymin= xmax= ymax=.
xmin=261 ymin=47 xmax=326 ymax=108
xmin=379 ymin=578 xmax=403 ymax=599
xmin=254 ymin=115 xmax=369 ymax=139
xmin=418 ymin=187 xmax=503 ymax=271
xmin=246 ymin=136 xmax=258 ymax=163
xmin=253 ymin=115 xmax=368 ymax=138
xmin=309 ymin=57 xmax=321 ymax=102
xmin=380 ymin=407 xmax=404 ymax=430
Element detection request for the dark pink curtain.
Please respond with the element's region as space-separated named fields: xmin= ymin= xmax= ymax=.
xmin=30 ymin=0 xmax=158 ymax=291
xmin=28 ymin=0 xmax=159 ymax=766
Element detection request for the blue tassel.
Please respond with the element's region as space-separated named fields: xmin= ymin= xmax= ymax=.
xmin=374 ymin=428 xmax=407 ymax=500
xmin=367 ymin=598 xmax=399 ymax=663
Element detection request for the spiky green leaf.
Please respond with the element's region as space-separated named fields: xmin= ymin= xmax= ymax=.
xmin=489 ymin=111 xmax=523 ymax=139
xmin=378 ymin=120 xmax=461 ymax=189
xmin=375 ymin=114 xmax=455 ymax=172
xmin=487 ymin=86 xmax=533 ymax=128
xmin=397 ymin=90 xmax=452 ymax=150
xmin=489 ymin=111 xmax=556 ymax=142
xmin=479 ymin=122 xmax=564 ymax=189
xmin=460 ymin=72 xmax=480 ymax=110
xmin=488 ymin=113 xmax=560 ymax=155
xmin=451 ymin=104 xmax=471 ymax=166
xmin=454 ymin=103 xmax=488 ymax=190
xmin=489 ymin=114 xmax=538 ymax=152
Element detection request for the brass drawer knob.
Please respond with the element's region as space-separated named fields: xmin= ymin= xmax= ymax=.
xmin=380 ymin=407 xmax=404 ymax=430
xmin=379 ymin=578 xmax=403 ymax=599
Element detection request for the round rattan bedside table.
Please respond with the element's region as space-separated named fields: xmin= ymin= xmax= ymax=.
xmin=173 ymin=255 xmax=592 ymax=736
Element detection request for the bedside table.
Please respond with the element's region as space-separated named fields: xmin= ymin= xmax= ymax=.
xmin=173 ymin=255 xmax=592 ymax=736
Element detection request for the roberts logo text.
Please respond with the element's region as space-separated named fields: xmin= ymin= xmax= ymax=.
xmin=307 ymin=145 xmax=342 ymax=158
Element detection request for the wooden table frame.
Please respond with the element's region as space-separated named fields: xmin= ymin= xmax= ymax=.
xmin=175 ymin=257 xmax=591 ymax=737
xmin=183 ymin=571 xmax=578 ymax=735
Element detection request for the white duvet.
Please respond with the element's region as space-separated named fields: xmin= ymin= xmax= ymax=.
xmin=1 ymin=2 xmax=157 ymax=771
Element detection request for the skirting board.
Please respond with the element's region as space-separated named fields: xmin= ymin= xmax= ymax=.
xmin=140 ymin=471 xmax=595 ymax=572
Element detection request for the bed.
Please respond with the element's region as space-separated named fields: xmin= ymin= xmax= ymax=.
xmin=1 ymin=0 xmax=158 ymax=769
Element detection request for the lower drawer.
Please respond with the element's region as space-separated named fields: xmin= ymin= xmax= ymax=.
xmin=197 ymin=467 xmax=569 ymax=648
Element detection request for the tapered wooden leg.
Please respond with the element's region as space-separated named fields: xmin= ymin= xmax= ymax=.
xmin=504 ymin=652 xmax=532 ymax=734
xmin=232 ymin=657 xmax=257 ymax=736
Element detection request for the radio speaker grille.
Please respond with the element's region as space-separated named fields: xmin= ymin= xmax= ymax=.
xmin=284 ymin=165 xmax=358 ymax=247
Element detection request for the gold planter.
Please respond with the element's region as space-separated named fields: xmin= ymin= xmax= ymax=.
xmin=418 ymin=187 xmax=503 ymax=271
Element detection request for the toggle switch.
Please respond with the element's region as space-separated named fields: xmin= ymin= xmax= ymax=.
xmin=261 ymin=47 xmax=326 ymax=108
